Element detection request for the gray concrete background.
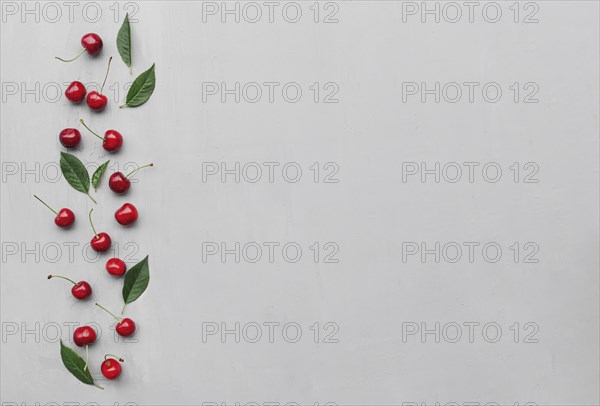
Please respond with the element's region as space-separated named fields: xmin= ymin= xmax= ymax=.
xmin=1 ymin=1 xmax=599 ymax=405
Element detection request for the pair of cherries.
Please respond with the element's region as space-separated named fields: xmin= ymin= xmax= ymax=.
xmin=73 ymin=308 xmax=135 ymax=339
xmin=89 ymin=207 xmax=138 ymax=254
xmin=74 ymin=318 xmax=134 ymax=343
xmin=34 ymin=197 xmax=138 ymax=231
xmin=48 ymin=256 xmax=127 ymax=301
xmin=58 ymin=34 xmax=110 ymax=112
xmin=65 ymin=57 xmax=113 ymax=112
xmin=59 ymin=119 xmax=122 ymax=152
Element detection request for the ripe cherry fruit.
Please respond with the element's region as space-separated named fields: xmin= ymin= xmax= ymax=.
xmin=96 ymin=303 xmax=136 ymax=337
xmin=109 ymin=163 xmax=154 ymax=194
xmin=59 ymin=128 xmax=81 ymax=148
xmin=89 ymin=208 xmax=112 ymax=252
xmin=48 ymin=275 xmax=92 ymax=300
xmin=79 ymin=119 xmax=123 ymax=152
xmin=73 ymin=325 xmax=97 ymax=372
xmin=87 ymin=57 xmax=112 ymax=112
xmin=34 ymin=195 xmax=75 ymax=228
xmin=74 ymin=326 xmax=97 ymax=347
xmin=55 ymin=33 xmax=103 ymax=62
xmin=101 ymin=354 xmax=124 ymax=380
xmin=115 ymin=203 xmax=138 ymax=226
xmin=65 ymin=81 xmax=86 ymax=104
xmin=106 ymin=258 xmax=127 ymax=277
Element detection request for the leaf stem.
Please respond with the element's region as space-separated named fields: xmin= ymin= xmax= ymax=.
xmin=100 ymin=56 xmax=113 ymax=94
xmin=105 ymin=353 xmax=124 ymax=362
xmin=126 ymin=163 xmax=154 ymax=178
xmin=88 ymin=209 xmax=98 ymax=237
xmin=55 ymin=48 xmax=86 ymax=63
xmin=95 ymin=303 xmax=121 ymax=322
xmin=87 ymin=193 xmax=98 ymax=204
xmin=94 ymin=384 xmax=105 ymax=390
xmin=48 ymin=274 xmax=76 ymax=285
xmin=34 ymin=195 xmax=58 ymax=216
xmin=79 ymin=119 xmax=104 ymax=141
xmin=121 ymin=303 xmax=127 ymax=315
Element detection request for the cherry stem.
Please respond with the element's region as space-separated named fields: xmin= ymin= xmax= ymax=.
xmin=84 ymin=345 xmax=89 ymax=372
xmin=100 ymin=56 xmax=112 ymax=94
xmin=126 ymin=163 xmax=154 ymax=178
xmin=79 ymin=119 xmax=104 ymax=141
xmin=47 ymin=275 xmax=76 ymax=285
xmin=105 ymin=354 xmax=124 ymax=362
xmin=95 ymin=303 xmax=120 ymax=322
xmin=33 ymin=195 xmax=58 ymax=216
xmin=55 ymin=48 xmax=86 ymax=63
xmin=88 ymin=209 xmax=98 ymax=238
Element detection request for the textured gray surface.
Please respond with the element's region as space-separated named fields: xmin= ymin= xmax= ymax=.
xmin=1 ymin=1 xmax=599 ymax=405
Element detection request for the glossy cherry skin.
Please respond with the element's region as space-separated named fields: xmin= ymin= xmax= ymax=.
xmin=116 ymin=318 xmax=136 ymax=337
xmin=81 ymin=33 xmax=103 ymax=56
xmin=106 ymin=258 xmax=126 ymax=277
xmin=103 ymin=130 xmax=123 ymax=152
xmin=115 ymin=203 xmax=138 ymax=226
xmin=87 ymin=91 xmax=108 ymax=111
xmin=54 ymin=208 xmax=75 ymax=228
xmin=59 ymin=128 xmax=81 ymax=148
xmin=108 ymin=172 xmax=131 ymax=194
xmin=65 ymin=81 xmax=86 ymax=103
xmin=71 ymin=281 xmax=92 ymax=300
xmin=91 ymin=232 xmax=112 ymax=252
xmin=101 ymin=358 xmax=122 ymax=379
xmin=73 ymin=326 xmax=97 ymax=347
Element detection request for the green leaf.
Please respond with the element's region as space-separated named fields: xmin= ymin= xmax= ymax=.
xmin=123 ymin=255 xmax=150 ymax=306
xmin=59 ymin=340 xmax=97 ymax=387
xmin=92 ymin=160 xmax=110 ymax=191
xmin=60 ymin=152 xmax=90 ymax=195
xmin=123 ymin=63 xmax=155 ymax=107
xmin=117 ymin=13 xmax=132 ymax=70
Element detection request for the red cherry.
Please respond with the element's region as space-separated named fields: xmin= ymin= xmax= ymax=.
xmin=59 ymin=128 xmax=81 ymax=148
xmin=96 ymin=303 xmax=137 ymax=337
xmin=71 ymin=281 xmax=92 ymax=300
xmin=101 ymin=355 xmax=123 ymax=380
xmin=109 ymin=172 xmax=131 ymax=194
xmin=86 ymin=57 xmax=112 ymax=112
xmin=91 ymin=232 xmax=112 ymax=252
xmin=106 ymin=258 xmax=127 ymax=277
xmin=88 ymin=209 xmax=112 ymax=252
xmin=116 ymin=318 xmax=136 ymax=337
xmin=86 ymin=91 xmax=108 ymax=112
xmin=108 ymin=163 xmax=153 ymax=194
xmin=73 ymin=326 xmax=97 ymax=347
xmin=55 ymin=208 xmax=76 ymax=228
xmin=56 ymin=33 xmax=103 ymax=62
xmin=79 ymin=119 xmax=123 ymax=152
xmin=103 ymin=130 xmax=123 ymax=152
xmin=115 ymin=203 xmax=138 ymax=226
xmin=65 ymin=81 xmax=86 ymax=104
xmin=81 ymin=33 xmax=103 ymax=56
xmin=34 ymin=195 xmax=75 ymax=228
xmin=48 ymin=275 xmax=92 ymax=300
